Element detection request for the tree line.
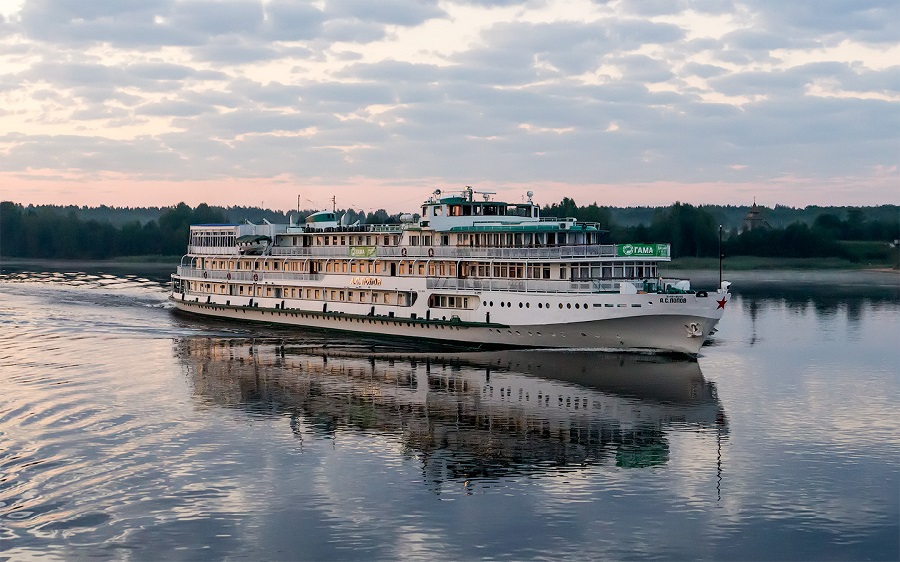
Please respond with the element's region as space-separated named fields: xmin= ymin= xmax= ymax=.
xmin=0 ymin=202 xmax=404 ymax=259
xmin=543 ymin=198 xmax=899 ymax=261
xmin=1 ymin=199 xmax=897 ymax=261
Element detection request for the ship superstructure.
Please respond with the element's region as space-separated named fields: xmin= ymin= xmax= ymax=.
xmin=170 ymin=187 xmax=731 ymax=355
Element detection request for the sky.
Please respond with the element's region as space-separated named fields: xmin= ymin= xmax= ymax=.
xmin=0 ymin=0 xmax=897 ymax=214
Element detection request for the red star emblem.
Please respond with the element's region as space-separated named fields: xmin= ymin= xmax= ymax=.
xmin=716 ymin=297 xmax=727 ymax=309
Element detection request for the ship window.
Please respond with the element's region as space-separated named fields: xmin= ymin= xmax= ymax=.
xmin=434 ymin=206 xmax=443 ymax=216
xmin=410 ymin=236 xmax=419 ymax=246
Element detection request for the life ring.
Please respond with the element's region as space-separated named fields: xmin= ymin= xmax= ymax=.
xmin=226 ymin=272 xmax=231 ymax=280
xmin=253 ymin=273 xmax=259 ymax=282
xmin=428 ymin=248 xmax=434 ymax=258
xmin=401 ymin=248 xmax=407 ymax=257
xmin=202 ymin=271 xmax=208 ymax=279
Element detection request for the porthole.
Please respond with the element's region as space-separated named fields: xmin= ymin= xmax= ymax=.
xmin=526 ymin=302 xmax=530 ymax=308
xmin=519 ymin=302 xmax=523 ymax=308
xmin=483 ymin=301 xmax=487 ymax=306
xmin=567 ymin=303 xmax=572 ymax=309
xmin=584 ymin=303 xmax=588 ymax=309
xmin=500 ymin=302 xmax=505 ymax=307
xmin=507 ymin=302 xmax=511 ymax=308
xmin=558 ymin=303 xmax=563 ymax=309
xmin=575 ymin=303 xmax=580 ymax=309
xmin=538 ymin=303 xmax=542 ymax=309
xmin=490 ymin=301 xmax=494 ymax=306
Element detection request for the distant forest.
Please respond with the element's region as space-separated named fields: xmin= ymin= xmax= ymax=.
xmin=0 ymin=199 xmax=897 ymax=262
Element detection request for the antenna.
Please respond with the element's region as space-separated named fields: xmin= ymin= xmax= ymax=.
xmin=526 ymin=190 xmax=534 ymax=203
xmin=332 ymin=195 xmax=336 ymax=212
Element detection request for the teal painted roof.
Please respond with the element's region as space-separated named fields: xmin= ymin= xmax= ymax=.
xmin=306 ymin=212 xmax=336 ymax=222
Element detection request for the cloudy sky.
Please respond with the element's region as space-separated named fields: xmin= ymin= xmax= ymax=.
xmin=0 ymin=0 xmax=897 ymax=213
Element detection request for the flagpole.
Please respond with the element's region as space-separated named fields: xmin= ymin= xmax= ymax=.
xmin=718 ymin=225 xmax=723 ymax=287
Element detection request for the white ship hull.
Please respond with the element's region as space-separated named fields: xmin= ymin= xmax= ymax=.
xmin=170 ymin=187 xmax=732 ymax=357
xmin=171 ymin=288 xmax=728 ymax=356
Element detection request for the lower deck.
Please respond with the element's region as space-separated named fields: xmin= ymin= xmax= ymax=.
xmin=171 ymin=291 xmax=726 ymax=356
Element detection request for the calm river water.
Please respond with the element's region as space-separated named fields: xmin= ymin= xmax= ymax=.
xmin=0 ymin=264 xmax=897 ymax=560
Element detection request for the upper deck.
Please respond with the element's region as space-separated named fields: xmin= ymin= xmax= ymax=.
xmin=184 ymin=187 xmax=667 ymax=262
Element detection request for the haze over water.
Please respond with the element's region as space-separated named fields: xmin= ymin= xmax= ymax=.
xmin=0 ymin=265 xmax=897 ymax=560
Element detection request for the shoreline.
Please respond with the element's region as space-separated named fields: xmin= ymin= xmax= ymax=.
xmin=0 ymin=257 xmax=180 ymax=270
xmin=662 ymin=268 xmax=899 ymax=289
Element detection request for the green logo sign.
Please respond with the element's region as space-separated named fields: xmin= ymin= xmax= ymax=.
xmin=349 ymin=246 xmax=377 ymax=258
xmin=617 ymin=243 xmax=670 ymax=258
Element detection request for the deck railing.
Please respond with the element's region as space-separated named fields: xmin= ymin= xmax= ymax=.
xmin=176 ymin=266 xmax=323 ymax=283
xmin=425 ymin=277 xmax=628 ymax=294
xmin=185 ymin=243 xmax=672 ymax=262
xmin=266 ymin=244 xmax=654 ymax=260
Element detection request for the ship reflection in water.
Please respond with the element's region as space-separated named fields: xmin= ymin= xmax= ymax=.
xmin=177 ymin=338 xmax=727 ymax=480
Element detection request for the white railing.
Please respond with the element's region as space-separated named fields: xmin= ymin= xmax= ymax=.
xmin=266 ymin=244 xmax=662 ymax=261
xmin=176 ymin=266 xmax=323 ymax=283
xmin=425 ymin=277 xmax=628 ymax=294
xmin=187 ymin=245 xmax=239 ymax=255
xmin=186 ymin=242 xmax=672 ymax=262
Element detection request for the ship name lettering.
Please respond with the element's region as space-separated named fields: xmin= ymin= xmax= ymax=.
xmin=351 ymin=277 xmax=382 ymax=286
xmin=660 ymin=297 xmax=687 ymax=304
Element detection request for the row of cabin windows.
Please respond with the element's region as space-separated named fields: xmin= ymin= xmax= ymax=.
xmin=278 ymin=235 xmax=400 ymax=247
xmin=426 ymin=204 xmax=537 ymax=218
xmin=466 ymin=263 xmax=552 ymax=280
xmin=190 ymin=231 xmax=236 ymax=247
xmin=406 ymin=235 xmax=433 ymax=246
xmin=187 ymin=281 xmax=414 ymax=306
xmin=456 ymin=231 xmax=601 ymax=247
xmin=274 ymin=231 xmax=602 ymax=248
xmin=562 ymin=262 xmax=658 ymax=280
xmin=200 ymin=259 xmax=657 ymax=280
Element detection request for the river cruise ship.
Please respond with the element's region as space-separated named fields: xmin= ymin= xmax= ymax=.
xmin=170 ymin=187 xmax=731 ymax=355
